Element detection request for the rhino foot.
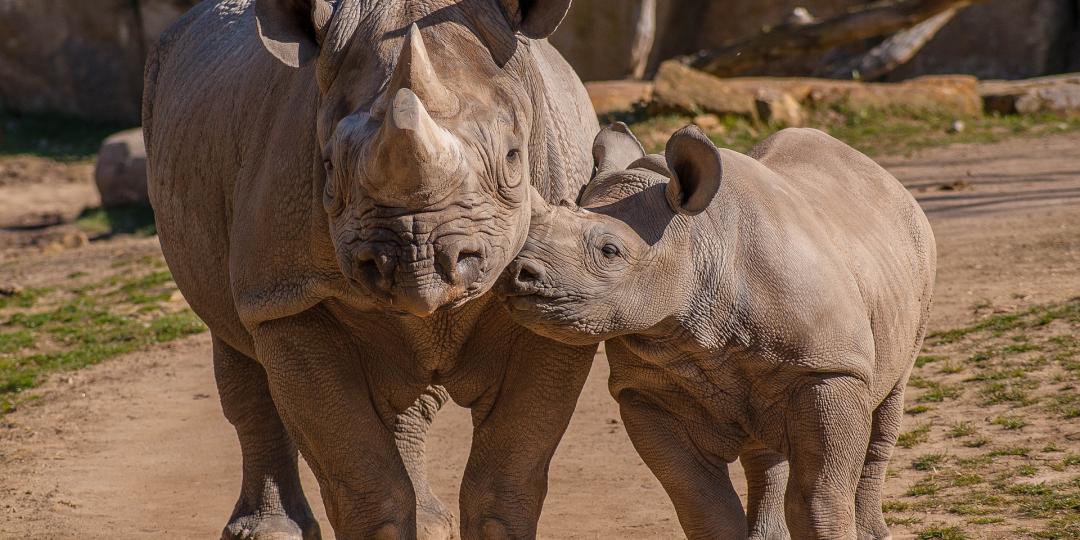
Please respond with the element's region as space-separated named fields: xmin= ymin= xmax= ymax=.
xmin=222 ymin=514 xmax=320 ymax=540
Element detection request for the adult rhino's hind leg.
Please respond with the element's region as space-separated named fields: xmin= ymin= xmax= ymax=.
xmin=396 ymin=385 xmax=457 ymax=539
xmin=214 ymin=336 xmax=320 ymax=540
xmin=855 ymin=382 xmax=905 ymax=540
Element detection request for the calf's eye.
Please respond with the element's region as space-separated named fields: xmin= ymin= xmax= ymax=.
xmin=601 ymin=244 xmax=620 ymax=258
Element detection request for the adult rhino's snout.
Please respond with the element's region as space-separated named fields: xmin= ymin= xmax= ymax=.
xmin=351 ymin=237 xmax=488 ymax=317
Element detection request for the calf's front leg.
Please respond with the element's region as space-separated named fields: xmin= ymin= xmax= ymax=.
xmin=255 ymin=308 xmax=417 ymax=539
xmin=456 ymin=333 xmax=596 ymax=539
xmin=618 ymin=391 xmax=747 ymax=540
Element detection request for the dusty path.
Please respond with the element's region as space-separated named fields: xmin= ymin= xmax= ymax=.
xmin=2 ymin=133 xmax=1079 ymax=539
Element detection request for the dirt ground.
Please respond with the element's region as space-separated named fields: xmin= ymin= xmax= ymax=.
xmin=1 ymin=132 xmax=1079 ymax=539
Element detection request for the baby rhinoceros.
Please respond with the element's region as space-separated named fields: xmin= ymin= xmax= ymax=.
xmin=499 ymin=124 xmax=937 ymax=540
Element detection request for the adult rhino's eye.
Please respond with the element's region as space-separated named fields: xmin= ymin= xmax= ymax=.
xmin=506 ymin=148 xmax=521 ymax=163
xmin=323 ymin=159 xmax=334 ymax=174
xmin=601 ymin=244 xmax=620 ymax=259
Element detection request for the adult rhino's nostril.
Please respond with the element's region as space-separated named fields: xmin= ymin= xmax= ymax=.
xmin=513 ymin=259 xmax=545 ymax=288
xmin=437 ymin=240 xmax=485 ymax=287
xmin=355 ymin=245 xmax=397 ymax=291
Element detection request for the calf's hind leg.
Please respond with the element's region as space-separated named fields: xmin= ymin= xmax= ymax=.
xmin=214 ymin=336 xmax=319 ymax=540
xmin=855 ymin=382 xmax=906 ymax=540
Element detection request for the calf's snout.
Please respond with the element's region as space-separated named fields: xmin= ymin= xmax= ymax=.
xmin=505 ymin=258 xmax=547 ymax=294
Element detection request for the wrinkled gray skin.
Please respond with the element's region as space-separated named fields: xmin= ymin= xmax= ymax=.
xmin=500 ymin=125 xmax=937 ymax=539
xmin=144 ymin=0 xmax=599 ymax=538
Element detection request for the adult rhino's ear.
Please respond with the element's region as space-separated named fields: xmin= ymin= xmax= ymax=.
xmin=592 ymin=122 xmax=645 ymax=175
xmin=499 ymin=0 xmax=574 ymax=39
xmin=664 ymin=125 xmax=722 ymax=216
xmin=255 ymin=0 xmax=335 ymax=68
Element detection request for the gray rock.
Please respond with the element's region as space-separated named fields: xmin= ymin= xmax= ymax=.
xmin=0 ymin=0 xmax=198 ymax=124
xmin=980 ymin=74 xmax=1080 ymax=115
xmin=94 ymin=128 xmax=147 ymax=207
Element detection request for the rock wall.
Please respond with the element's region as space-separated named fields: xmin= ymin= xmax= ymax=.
xmin=0 ymin=0 xmax=197 ymax=125
xmin=551 ymin=0 xmax=1080 ymax=83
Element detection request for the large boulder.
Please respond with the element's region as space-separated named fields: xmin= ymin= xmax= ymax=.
xmin=94 ymin=128 xmax=147 ymax=207
xmin=652 ymin=61 xmax=981 ymax=121
xmin=0 ymin=0 xmax=198 ymax=124
xmin=980 ymin=75 xmax=1080 ymax=115
xmin=585 ymin=80 xmax=654 ymax=116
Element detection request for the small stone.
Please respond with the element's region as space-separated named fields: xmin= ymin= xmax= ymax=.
xmin=948 ymin=120 xmax=966 ymax=134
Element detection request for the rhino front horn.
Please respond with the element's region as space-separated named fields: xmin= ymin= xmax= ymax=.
xmin=366 ymin=87 xmax=465 ymax=207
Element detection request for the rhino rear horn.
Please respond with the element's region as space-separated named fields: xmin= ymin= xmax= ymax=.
xmin=373 ymin=24 xmax=456 ymax=118
xmin=255 ymin=0 xmax=334 ymax=67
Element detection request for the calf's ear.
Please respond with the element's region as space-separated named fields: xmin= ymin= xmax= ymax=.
xmin=592 ymin=122 xmax=645 ymax=175
xmin=664 ymin=125 xmax=723 ymax=216
xmin=499 ymin=0 xmax=574 ymax=39
xmin=255 ymin=0 xmax=335 ymax=67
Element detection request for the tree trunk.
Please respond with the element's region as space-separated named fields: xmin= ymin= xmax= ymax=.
xmin=629 ymin=0 xmax=657 ymax=79
xmin=819 ymin=8 xmax=961 ymax=80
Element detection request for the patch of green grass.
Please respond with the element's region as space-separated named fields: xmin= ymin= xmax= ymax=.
xmin=969 ymin=516 xmax=1004 ymax=525
xmin=916 ymin=523 xmax=967 ymax=539
xmin=75 ymin=205 xmax=156 ymax=238
xmin=913 ymin=453 xmax=948 ymax=471
xmin=0 ymin=112 xmax=130 ymax=161
xmin=882 ymin=500 xmax=910 ymax=513
xmin=980 ymin=382 xmax=1033 ymax=405
xmin=1017 ymin=464 xmax=1038 ymax=477
xmin=620 ymin=106 xmax=1080 ymax=158
xmin=898 ymin=423 xmax=932 ymax=449
xmin=949 ymin=421 xmax=976 ymax=438
xmin=964 ymin=436 xmax=990 ymax=448
xmin=908 ymin=376 xmax=961 ymax=402
xmin=953 ymin=473 xmax=983 ymax=487
xmin=0 ymin=270 xmax=206 ymax=413
xmin=916 ymin=355 xmax=945 ymax=368
xmin=993 ymin=416 xmax=1028 ymax=430
xmin=939 ymin=361 xmax=964 ymax=374
xmin=886 ymin=515 xmax=922 ymax=526
xmin=988 ymin=447 xmax=1031 ymax=458
xmin=908 ymin=478 xmax=941 ymax=497
xmin=0 ymin=288 xmax=51 ymax=310
xmin=907 ymin=404 xmax=931 ymax=415
xmin=0 ymin=330 xmax=34 ymax=354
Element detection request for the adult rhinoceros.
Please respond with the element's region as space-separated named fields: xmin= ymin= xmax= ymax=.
xmin=143 ymin=1 xmax=599 ymax=538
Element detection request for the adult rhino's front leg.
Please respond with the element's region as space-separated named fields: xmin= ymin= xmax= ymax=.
xmin=454 ymin=331 xmax=597 ymax=539
xmin=254 ymin=307 xmax=417 ymax=539
xmin=214 ymin=336 xmax=320 ymax=540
